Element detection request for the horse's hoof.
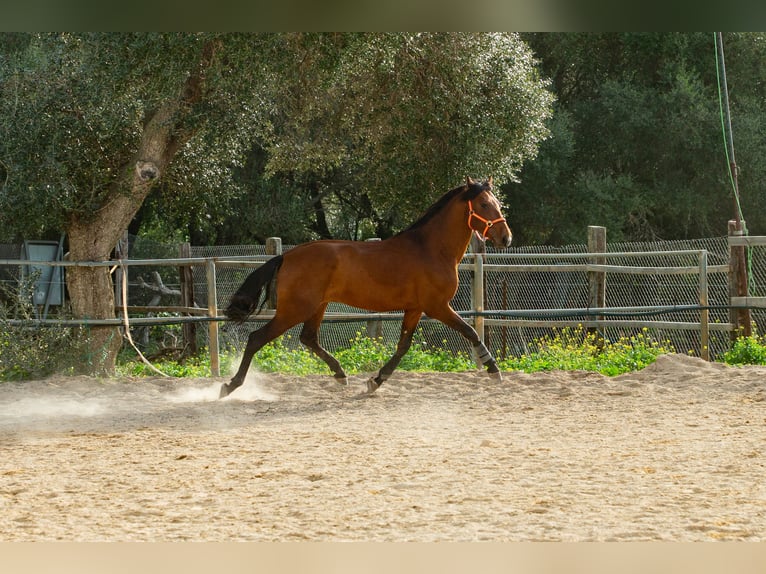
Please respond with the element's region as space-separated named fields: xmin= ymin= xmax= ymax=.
xmin=488 ymin=370 xmax=503 ymax=381
xmin=219 ymin=383 xmax=232 ymax=399
xmin=365 ymin=377 xmax=381 ymax=394
xmin=334 ymin=376 xmax=349 ymax=386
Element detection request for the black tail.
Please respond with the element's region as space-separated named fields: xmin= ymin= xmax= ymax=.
xmin=224 ymin=255 xmax=284 ymax=323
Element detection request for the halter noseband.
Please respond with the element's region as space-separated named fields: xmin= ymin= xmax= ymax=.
xmin=467 ymin=199 xmax=506 ymax=240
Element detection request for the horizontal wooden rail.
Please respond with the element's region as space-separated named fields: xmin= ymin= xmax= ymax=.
xmin=730 ymin=296 xmax=766 ymax=309
xmin=728 ymin=235 xmax=766 ymax=247
xmin=459 ymin=263 xmax=729 ymax=275
xmin=117 ymin=305 xmax=206 ymax=315
xmin=485 ymin=318 xmax=733 ymax=332
xmin=0 ymin=255 xmax=271 ymax=268
xmin=462 ymin=249 xmax=713 ymax=260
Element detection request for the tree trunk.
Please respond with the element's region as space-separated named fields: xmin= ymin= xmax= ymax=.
xmin=65 ymin=230 xmax=123 ymax=374
xmin=63 ymin=40 xmax=218 ymax=374
xmin=65 ymin=159 xmax=169 ymax=372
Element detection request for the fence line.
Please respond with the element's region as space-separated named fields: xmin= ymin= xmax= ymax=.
xmin=4 ymin=230 xmax=766 ymax=375
xmin=0 ymin=247 xmax=733 ymax=372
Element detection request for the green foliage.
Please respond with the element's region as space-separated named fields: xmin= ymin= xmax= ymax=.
xmin=245 ymin=332 xmax=475 ymax=375
xmin=0 ymin=33 xmax=274 ymax=241
xmin=721 ymin=332 xmax=766 ymax=366
xmin=514 ymin=32 xmax=766 ymax=244
xmin=0 ymin=279 xmax=93 ymax=380
xmin=0 ymin=33 xmax=553 ymax=245
xmin=332 ymin=332 xmax=475 ymax=373
xmin=263 ymin=33 xmax=553 ymax=236
xmin=116 ymin=347 xmax=237 ymax=378
xmin=249 ymin=335 xmax=327 ymax=375
xmin=116 ymin=327 xmax=676 ymax=380
xmin=332 ymin=334 xmax=393 ymax=373
xmin=497 ymin=326 xmax=674 ymax=376
xmin=0 ymin=323 xmax=86 ymax=380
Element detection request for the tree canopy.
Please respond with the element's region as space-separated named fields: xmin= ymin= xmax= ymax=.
xmin=4 ymin=33 xmax=766 ymax=250
xmin=0 ymin=32 xmax=553 ymax=245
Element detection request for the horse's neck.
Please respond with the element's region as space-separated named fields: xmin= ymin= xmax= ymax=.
xmin=405 ymin=200 xmax=472 ymax=262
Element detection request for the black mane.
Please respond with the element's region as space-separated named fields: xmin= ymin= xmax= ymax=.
xmin=398 ymin=179 xmax=492 ymax=235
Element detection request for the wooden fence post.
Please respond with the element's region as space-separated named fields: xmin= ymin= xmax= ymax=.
xmin=587 ymin=226 xmax=606 ymax=343
xmin=728 ymin=220 xmax=752 ymax=339
xmin=470 ymin=234 xmax=486 ymax=346
xmin=265 ymin=237 xmax=282 ymax=256
xmin=699 ymin=250 xmax=710 ymax=361
xmin=178 ymin=242 xmax=198 ymax=357
xmin=265 ymin=237 xmax=282 ymax=309
xmin=114 ymin=231 xmax=129 ymax=310
xmin=206 ymin=259 xmax=220 ymax=377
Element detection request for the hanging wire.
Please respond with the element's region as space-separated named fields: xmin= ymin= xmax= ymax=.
xmin=714 ymin=33 xmax=744 ymax=223
xmin=714 ymin=32 xmax=754 ymax=292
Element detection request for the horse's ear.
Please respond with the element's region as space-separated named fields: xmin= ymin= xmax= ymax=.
xmin=488 ymin=176 xmax=494 ymax=187
xmin=466 ymin=176 xmax=475 ymax=186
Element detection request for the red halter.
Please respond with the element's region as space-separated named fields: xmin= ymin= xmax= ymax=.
xmin=467 ymin=199 xmax=506 ymax=240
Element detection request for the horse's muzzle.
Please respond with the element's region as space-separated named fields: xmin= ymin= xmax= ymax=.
xmin=490 ymin=228 xmax=512 ymax=248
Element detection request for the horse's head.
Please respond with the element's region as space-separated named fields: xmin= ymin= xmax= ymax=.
xmin=465 ymin=176 xmax=512 ymax=248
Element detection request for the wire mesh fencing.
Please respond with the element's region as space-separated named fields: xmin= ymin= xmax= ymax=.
xmin=172 ymin=235 xmax=747 ymax=362
xmin=5 ymin=232 xmax=765 ymax=365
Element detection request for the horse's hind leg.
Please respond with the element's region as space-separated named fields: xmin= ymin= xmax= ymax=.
xmin=365 ymin=310 xmax=421 ymax=394
xmin=219 ymin=317 xmax=293 ymax=398
xmin=299 ymin=306 xmax=348 ymax=384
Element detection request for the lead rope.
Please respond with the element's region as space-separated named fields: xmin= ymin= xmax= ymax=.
xmin=118 ymin=260 xmax=169 ymax=377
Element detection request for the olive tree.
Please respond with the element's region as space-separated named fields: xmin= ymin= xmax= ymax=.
xmin=0 ymin=33 xmax=272 ymax=371
xmin=261 ymin=33 xmax=554 ymax=236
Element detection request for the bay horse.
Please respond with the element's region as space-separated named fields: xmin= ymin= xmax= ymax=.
xmin=219 ymin=177 xmax=512 ymax=398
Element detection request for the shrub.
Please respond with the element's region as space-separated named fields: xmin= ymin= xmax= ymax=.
xmin=497 ymin=326 xmax=674 ymax=376
xmin=722 ymin=333 xmax=766 ymax=366
xmin=0 ymin=278 xmax=93 ymax=380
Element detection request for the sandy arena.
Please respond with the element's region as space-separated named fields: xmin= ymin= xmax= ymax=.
xmin=1 ymin=353 xmax=765 ymax=541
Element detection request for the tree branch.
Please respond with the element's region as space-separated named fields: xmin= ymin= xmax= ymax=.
xmin=137 ymin=271 xmax=181 ymax=298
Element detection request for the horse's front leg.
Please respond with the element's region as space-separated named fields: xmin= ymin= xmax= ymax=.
xmin=428 ymin=305 xmax=502 ymax=380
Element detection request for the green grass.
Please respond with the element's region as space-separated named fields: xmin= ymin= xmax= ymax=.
xmin=116 ymin=332 xmax=476 ymax=378
xmin=116 ymin=349 xmax=237 ymax=378
xmin=116 ymin=327 xmax=677 ymax=378
xmin=31 ymin=324 xmax=766 ymax=381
